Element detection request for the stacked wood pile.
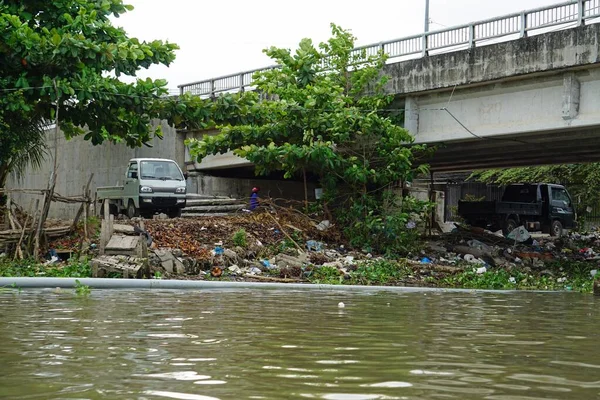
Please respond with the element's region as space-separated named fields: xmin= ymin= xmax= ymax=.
xmin=0 ymin=226 xmax=71 ymax=248
xmin=0 ymin=174 xmax=93 ymax=259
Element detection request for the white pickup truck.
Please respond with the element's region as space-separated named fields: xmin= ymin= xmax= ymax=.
xmin=97 ymin=158 xmax=187 ymax=218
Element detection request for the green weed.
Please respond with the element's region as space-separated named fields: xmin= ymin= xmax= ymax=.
xmin=74 ymin=279 xmax=91 ymax=296
xmin=0 ymin=258 xmax=92 ymax=278
xmin=232 ymin=228 xmax=248 ymax=248
xmin=350 ymin=260 xmax=411 ymax=285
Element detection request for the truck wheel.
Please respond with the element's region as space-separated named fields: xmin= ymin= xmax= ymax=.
xmin=127 ymin=201 xmax=139 ymax=219
xmin=551 ymin=220 xmax=563 ymax=237
xmin=100 ymin=204 xmax=118 ymax=218
xmin=504 ymin=218 xmax=518 ymax=236
xmin=168 ymin=208 xmax=182 ymax=219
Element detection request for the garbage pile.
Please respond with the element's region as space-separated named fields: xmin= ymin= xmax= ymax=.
xmin=141 ymin=211 xmax=359 ymax=280
xmin=419 ymin=224 xmax=600 ymax=276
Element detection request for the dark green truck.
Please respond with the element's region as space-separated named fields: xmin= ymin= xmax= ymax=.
xmin=458 ymin=183 xmax=576 ymax=236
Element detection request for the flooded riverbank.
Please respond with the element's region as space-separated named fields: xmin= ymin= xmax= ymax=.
xmin=1 ymin=289 xmax=599 ymax=399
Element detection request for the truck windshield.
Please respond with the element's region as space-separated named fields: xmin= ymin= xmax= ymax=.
xmin=140 ymin=161 xmax=184 ymax=181
xmin=551 ymin=187 xmax=571 ymax=206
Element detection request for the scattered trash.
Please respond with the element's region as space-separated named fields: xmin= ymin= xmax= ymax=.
xmin=475 ymin=266 xmax=487 ymax=274
xmin=338 ymin=302 xmax=345 ymax=308
xmin=248 ymin=267 xmax=262 ymax=275
xmin=44 ymin=256 xmax=60 ymax=265
xmin=228 ymin=265 xmax=242 ymax=275
xmin=420 ymin=257 xmax=431 ymax=264
xmin=509 ymin=277 xmax=516 ymax=284
xmin=464 ymin=254 xmax=485 ymax=265
xmin=306 ymin=240 xmax=323 ymax=252
xmin=591 ymin=269 xmax=598 ymax=277
xmin=507 ymin=226 xmax=532 ymax=243
xmin=316 ymin=220 xmax=331 ymax=231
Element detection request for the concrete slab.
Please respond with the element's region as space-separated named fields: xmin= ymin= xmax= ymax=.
xmin=106 ymin=235 xmax=140 ymax=251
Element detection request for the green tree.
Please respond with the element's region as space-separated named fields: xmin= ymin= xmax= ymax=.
xmin=0 ymin=0 xmax=187 ymax=190
xmin=187 ymin=24 xmax=431 ymax=254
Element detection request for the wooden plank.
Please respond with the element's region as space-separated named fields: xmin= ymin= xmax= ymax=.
xmin=6 ymin=195 xmax=15 ymax=230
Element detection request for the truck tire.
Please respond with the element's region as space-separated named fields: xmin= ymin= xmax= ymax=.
xmin=100 ymin=204 xmax=118 ymax=218
xmin=127 ymin=200 xmax=139 ymax=219
xmin=504 ymin=218 xmax=518 ymax=236
xmin=551 ymin=220 xmax=563 ymax=237
xmin=168 ymin=208 xmax=182 ymax=219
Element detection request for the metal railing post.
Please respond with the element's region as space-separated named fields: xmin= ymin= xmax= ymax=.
xmin=210 ymin=79 xmax=216 ymax=98
xmin=577 ymin=0 xmax=585 ymax=26
xmin=239 ymin=73 xmax=244 ymax=93
xmin=520 ymin=11 xmax=528 ymax=38
xmin=422 ymin=33 xmax=428 ymax=57
xmin=468 ymin=24 xmax=475 ymax=48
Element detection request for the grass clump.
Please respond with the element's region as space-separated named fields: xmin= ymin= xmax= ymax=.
xmin=232 ymin=228 xmax=248 ymax=248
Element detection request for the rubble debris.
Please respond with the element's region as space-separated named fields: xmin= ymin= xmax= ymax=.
xmin=275 ymin=253 xmax=308 ymax=268
xmin=91 ymin=255 xmax=147 ymax=278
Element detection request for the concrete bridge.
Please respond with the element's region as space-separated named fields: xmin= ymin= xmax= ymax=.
xmin=180 ymin=0 xmax=600 ymax=172
xmin=11 ymin=0 xmax=600 ymax=219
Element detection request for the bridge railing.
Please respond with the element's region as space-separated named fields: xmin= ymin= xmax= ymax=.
xmin=179 ymin=0 xmax=600 ymax=97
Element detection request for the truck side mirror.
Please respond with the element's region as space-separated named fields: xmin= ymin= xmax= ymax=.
xmin=183 ymin=173 xmax=189 ymax=180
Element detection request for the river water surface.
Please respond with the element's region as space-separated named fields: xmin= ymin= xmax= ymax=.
xmin=0 ymin=289 xmax=599 ymax=399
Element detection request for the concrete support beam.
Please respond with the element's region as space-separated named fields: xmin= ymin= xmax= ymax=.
xmin=385 ymin=23 xmax=600 ymax=96
xmin=562 ymin=73 xmax=581 ymax=121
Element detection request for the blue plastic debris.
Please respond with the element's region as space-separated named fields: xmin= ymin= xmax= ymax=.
xmin=306 ymin=240 xmax=323 ymax=252
xmin=420 ymin=257 xmax=431 ymax=264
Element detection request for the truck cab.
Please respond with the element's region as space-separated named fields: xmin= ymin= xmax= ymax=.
xmin=97 ymin=158 xmax=187 ymax=219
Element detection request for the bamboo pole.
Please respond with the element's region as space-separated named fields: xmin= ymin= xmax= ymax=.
xmin=15 ymin=199 xmax=34 ymax=259
xmin=71 ymin=174 xmax=94 ymax=230
xmin=34 ymin=79 xmax=61 ymax=259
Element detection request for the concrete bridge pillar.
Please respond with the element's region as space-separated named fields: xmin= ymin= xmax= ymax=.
xmin=405 ymin=97 xmax=420 ymax=137
xmin=562 ymin=72 xmax=581 ymax=121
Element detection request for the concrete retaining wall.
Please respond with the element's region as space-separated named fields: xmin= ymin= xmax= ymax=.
xmin=7 ymin=120 xmax=184 ymax=220
xmin=188 ymin=174 xmax=318 ymax=202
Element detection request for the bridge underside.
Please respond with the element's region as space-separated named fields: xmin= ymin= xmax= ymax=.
xmin=428 ymin=127 xmax=600 ymax=172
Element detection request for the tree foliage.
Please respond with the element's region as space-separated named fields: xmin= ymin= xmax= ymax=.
xmin=187 ymin=25 xmax=431 ymax=253
xmin=0 ymin=0 xmax=204 ymax=188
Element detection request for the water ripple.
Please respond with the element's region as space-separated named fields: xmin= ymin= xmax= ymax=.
xmin=0 ymin=289 xmax=599 ymax=399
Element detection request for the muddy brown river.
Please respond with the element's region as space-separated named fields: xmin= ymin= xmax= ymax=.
xmin=0 ymin=288 xmax=598 ymax=399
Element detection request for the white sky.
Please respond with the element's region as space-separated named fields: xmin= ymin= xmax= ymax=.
xmin=114 ymin=0 xmax=558 ymax=92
